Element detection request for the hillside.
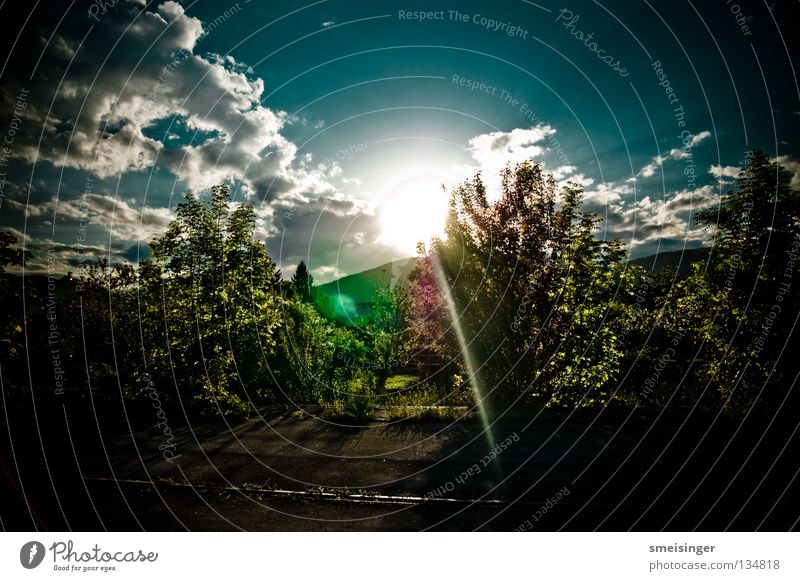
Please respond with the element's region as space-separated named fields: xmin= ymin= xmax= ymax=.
xmin=313 ymin=247 xmax=712 ymax=323
xmin=314 ymin=258 xmax=415 ymax=322
xmin=628 ymin=247 xmax=710 ymax=277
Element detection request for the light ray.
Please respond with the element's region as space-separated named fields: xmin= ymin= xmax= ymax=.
xmin=430 ymin=253 xmax=496 ymax=452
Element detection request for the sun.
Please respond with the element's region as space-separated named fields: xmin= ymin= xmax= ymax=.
xmin=377 ymin=172 xmax=450 ymax=255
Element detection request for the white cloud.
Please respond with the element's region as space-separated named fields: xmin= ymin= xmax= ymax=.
xmin=1 ymin=1 xmax=302 ymax=202
xmin=686 ymin=131 xmax=712 ymax=147
xmin=709 ymin=164 xmax=740 ymax=182
xmin=558 ymin=173 xmax=594 ymax=190
xmin=612 ymin=185 xmax=718 ymax=247
xmin=775 ymin=155 xmax=800 ymax=190
xmin=467 ymin=124 xmax=556 ymax=172
xmin=550 ymin=164 xmax=577 ymax=180
xmin=636 ymin=131 xmax=712 ymax=178
xmin=582 ymin=182 xmax=630 ymax=208
xmin=57 ymin=194 xmax=173 ymax=242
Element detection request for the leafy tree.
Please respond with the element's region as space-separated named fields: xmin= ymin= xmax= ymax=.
xmin=687 ymin=151 xmax=800 ymax=412
xmin=358 ymin=286 xmax=409 ymax=390
xmin=273 ymin=297 xmax=368 ymax=405
xmin=432 ymin=162 xmax=627 ymax=409
xmin=146 ymin=185 xmax=282 ymax=417
xmin=402 ymin=247 xmax=456 ymax=386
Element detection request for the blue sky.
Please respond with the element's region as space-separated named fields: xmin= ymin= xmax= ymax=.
xmin=1 ymin=0 xmax=798 ymax=281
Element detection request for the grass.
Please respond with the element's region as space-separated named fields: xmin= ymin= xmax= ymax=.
xmin=383 ymin=374 xmax=419 ymax=390
xmin=312 ymin=374 xmax=476 ymax=422
xmin=381 ymin=405 xmax=472 ymax=422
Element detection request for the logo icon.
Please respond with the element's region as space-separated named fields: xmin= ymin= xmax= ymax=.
xmin=20 ymin=541 xmax=45 ymax=569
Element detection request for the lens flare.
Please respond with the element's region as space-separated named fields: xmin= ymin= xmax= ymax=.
xmin=430 ymin=253 xmax=496 ymax=453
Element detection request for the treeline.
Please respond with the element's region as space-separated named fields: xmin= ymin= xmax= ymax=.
xmin=0 ymin=150 xmax=797 ymax=419
xmin=407 ymin=150 xmax=800 ymax=414
xmin=1 ymin=185 xmax=409 ymax=419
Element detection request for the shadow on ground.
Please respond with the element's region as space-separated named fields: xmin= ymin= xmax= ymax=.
xmin=1 ymin=398 xmax=798 ymax=531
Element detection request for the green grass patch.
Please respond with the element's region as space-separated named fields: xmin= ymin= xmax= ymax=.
xmin=384 ymin=374 xmax=419 ymax=391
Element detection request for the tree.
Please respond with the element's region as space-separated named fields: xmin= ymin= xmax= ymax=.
xmin=0 ymin=229 xmax=30 ymax=272
xmin=358 ymin=286 xmax=409 ymax=390
xmin=432 ymin=162 xmax=628 ymax=409
xmin=688 ymin=151 xmax=800 ymax=412
xmin=146 ymin=185 xmax=283 ymax=417
xmin=291 ymin=260 xmax=314 ymax=303
xmin=403 ymin=247 xmax=456 ymax=386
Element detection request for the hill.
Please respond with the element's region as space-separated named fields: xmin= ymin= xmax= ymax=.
xmin=314 ymin=258 xmax=415 ymax=323
xmin=313 ymin=247 xmax=712 ymax=323
xmin=628 ymin=247 xmax=710 ymax=277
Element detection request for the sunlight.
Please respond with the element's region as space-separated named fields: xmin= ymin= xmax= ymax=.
xmin=430 ymin=253 xmax=497 ymax=455
xmin=377 ymin=172 xmax=450 ymax=255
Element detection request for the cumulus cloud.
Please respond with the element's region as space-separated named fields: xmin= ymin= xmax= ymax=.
xmin=56 ymin=194 xmax=173 ymax=242
xmin=264 ymin=195 xmax=396 ymax=282
xmin=582 ymin=182 xmax=630 ymax=209
xmin=635 ymin=131 xmax=712 ymax=179
xmin=0 ymin=0 xmax=300 ymax=201
xmin=611 ymin=185 xmax=718 ymax=248
xmin=467 ymin=125 xmax=557 ymax=172
xmin=0 ymin=0 xmax=390 ymax=279
xmin=775 ymin=155 xmax=800 ymax=190
xmin=709 ymin=164 xmax=741 ymax=182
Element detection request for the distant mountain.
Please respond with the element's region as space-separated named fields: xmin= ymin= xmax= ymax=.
xmin=628 ymin=247 xmax=710 ymax=277
xmin=314 ymin=258 xmax=416 ymax=322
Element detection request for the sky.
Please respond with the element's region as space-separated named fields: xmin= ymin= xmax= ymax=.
xmin=0 ymin=0 xmax=798 ymax=282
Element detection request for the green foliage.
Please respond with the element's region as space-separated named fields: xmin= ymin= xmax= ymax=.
xmin=384 ymin=374 xmax=419 ymax=390
xmin=145 ymin=184 xmax=283 ymax=416
xmin=402 ymin=251 xmax=454 ymax=380
xmin=426 ymin=162 xmax=628 ymax=409
xmin=1 ymin=151 xmax=796 ymax=420
xmin=356 ymin=287 xmax=409 ymax=385
xmin=322 ymin=370 xmax=376 ymax=421
xmin=291 ymin=260 xmax=314 ymax=303
xmin=688 ymin=151 xmax=800 ymax=412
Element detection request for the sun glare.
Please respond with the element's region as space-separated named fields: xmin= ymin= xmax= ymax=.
xmin=377 ymin=173 xmax=450 ymax=255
